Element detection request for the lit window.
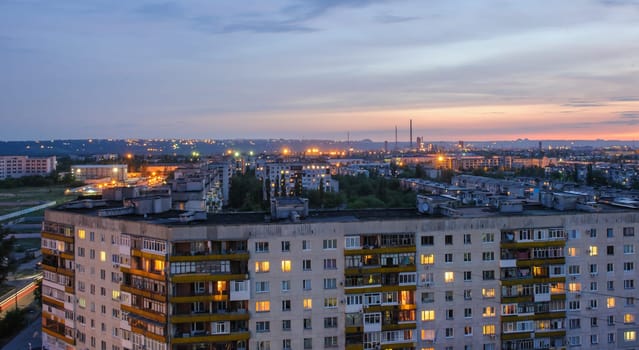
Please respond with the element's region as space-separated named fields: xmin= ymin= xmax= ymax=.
xmin=607 ymin=297 xmax=616 ymax=309
xmin=625 ymin=330 xmax=636 ymax=341
xmin=625 ymin=313 xmax=635 ymax=324
xmin=589 ymin=246 xmax=598 ymax=256
xmin=421 ymin=310 xmax=435 ymax=321
xmin=482 ymin=306 xmax=495 ymax=317
xmin=421 ymin=329 xmax=435 ymax=341
xmin=303 ymin=298 xmax=312 ymax=310
xmin=100 ymin=251 xmax=106 ymax=262
xmin=255 ymin=261 xmax=270 ymax=273
xmin=567 ymin=247 xmax=577 ymax=257
xmin=420 ymin=254 xmax=434 ymax=265
xmin=112 ymin=290 xmax=120 ymax=300
xmin=154 ymin=260 xmax=164 ymax=271
xmin=483 ymin=324 xmax=496 ymax=335
xmin=568 ymin=283 xmax=581 ymax=292
xmin=78 ymin=229 xmax=86 ymax=239
xmin=255 ymin=301 xmax=270 ymax=312
xmin=281 ymin=260 xmax=291 ymax=272
xmin=324 ymin=297 xmax=337 ymax=308
xmin=444 ymin=272 xmax=454 ymax=283
xmin=482 ymin=288 xmax=495 ymax=298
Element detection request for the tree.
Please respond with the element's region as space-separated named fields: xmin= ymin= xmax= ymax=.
xmin=415 ymin=164 xmax=425 ymax=179
xmin=0 ymin=227 xmax=17 ymax=285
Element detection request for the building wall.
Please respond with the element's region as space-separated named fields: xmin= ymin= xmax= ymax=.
xmin=0 ymin=155 xmax=56 ymax=179
xmin=42 ymin=209 xmax=639 ymax=350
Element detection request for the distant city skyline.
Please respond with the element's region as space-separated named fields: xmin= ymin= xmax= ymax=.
xmin=1 ymin=1 xmax=639 ymax=141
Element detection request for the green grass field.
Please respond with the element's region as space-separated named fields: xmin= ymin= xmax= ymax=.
xmin=13 ymin=238 xmax=41 ymax=252
xmin=0 ymin=185 xmax=70 ymax=216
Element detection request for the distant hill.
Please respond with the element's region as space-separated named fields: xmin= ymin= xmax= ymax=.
xmin=0 ymin=138 xmax=635 ymax=157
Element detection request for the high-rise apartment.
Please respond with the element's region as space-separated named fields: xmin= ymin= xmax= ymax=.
xmin=42 ymin=196 xmax=639 ymax=350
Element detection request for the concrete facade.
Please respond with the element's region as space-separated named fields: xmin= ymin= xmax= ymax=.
xmin=41 ymin=205 xmax=639 ymax=350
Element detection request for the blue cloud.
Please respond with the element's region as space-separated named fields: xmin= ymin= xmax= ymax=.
xmin=375 ymin=13 xmax=421 ymax=24
xmin=135 ymin=2 xmax=184 ymax=20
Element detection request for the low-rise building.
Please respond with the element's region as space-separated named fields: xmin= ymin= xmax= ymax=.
xmin=0 ymin=155 xmax=56 ymax=179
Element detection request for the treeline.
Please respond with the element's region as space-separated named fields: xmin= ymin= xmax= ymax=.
xmin=226 ymin=172 xmax=416 ymax=211
xmin=304 ymin=174 xmax=415 ymax=209
xmin=0 ymin=172 xmax=81 ymax=189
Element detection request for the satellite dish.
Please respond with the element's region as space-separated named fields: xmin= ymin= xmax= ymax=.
xmin=419 ymin=202 xmax=429 ymax=213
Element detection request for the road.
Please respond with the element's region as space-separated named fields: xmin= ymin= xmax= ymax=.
xmin=1 ymin=311 xmax=42 ymax=350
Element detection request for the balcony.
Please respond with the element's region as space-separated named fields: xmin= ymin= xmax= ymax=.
xmin=121 ymin=284 xmax=167 ymax=302
xmin=171 ymin=331 xmax=250 ymax=344
xmin=122 ymin=304 xmax=166 ymax=323
xmin=121 ymin=266 xmax=166 ymax=281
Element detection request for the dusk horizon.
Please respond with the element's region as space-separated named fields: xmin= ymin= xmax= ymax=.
xmin=2 ymin=1 xmax=639 ymax=141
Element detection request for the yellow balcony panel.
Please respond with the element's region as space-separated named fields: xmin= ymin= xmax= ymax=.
xmin=344 ymin=246 xmax=416 ymax=256
xmin=500 ymin=277 xmax=564 ymax=286
xmin=516 ymin=258 xmax=565 ymax=267
xmin=169 ymin=252 xmax=250 ymax=262
xmin=42 ymin=327 xmax=75 ymax=346
xmin=42 ymin=264 xmax=56 ymax=273
xmin=131 ymin=248 xmax=166 ymax=261
xmin=42 ymin=311 xmax=64 ymax=324
xmin=502 ymin=312 xmax=566 ymax=323
xmin=170 ymin=312 xmax=249 ymax=324
xmin=501 ymin=332 xmax=534 ymax=341
xmin=551 ymin=294 xmax=566 ymax=301
xmin=121 ymin=285 xmax=167 ymax=302
xmin=364 ymin=304 xmax=416 ymax=313
xmin=381 ymin=342 xmax=415 ymax=350
xmin=169 ymin=295 xmax=220 ymax=303
xmin=344 ymin=285 xmax=416 ymax=294
xmin=122 ymin=304 xmax=166 ymax=324
xmin=56 ymin=267 xmax=75 ymax=277
xmin=537 ymin=330 xmax=566 ymax=338
xmin=64 ymin=285 xmax=74 ymax=294
xmin=501 ymin=296 xmax=533 ymax=304
xmin=43 ymin=295 xmax=65 ymax=309
xmin=171 ymin=331 xmax=250 ymax=344
xmin=121 ymin=266 xmax=166 ymax=282
xmin=382 ymin=323 xmax=416 ymax=331
xmin=41 ymin=247 xmax=55 ymax=256
xmin=60 ymin=252 xmax=74 ymax=260
xmin=131 ymin=325 xmax=167 ymax=343
xmin=346 ymin=345 xmax=364 ymax=350
xmin=171 ymin=273 xmax=247 ymax=283
xmin=500 ymin=241 xmax=565 ymax=249
xmin=42 ymin=231 xmax=74 ymax=244
xmin=345 ymin=326 xmax=363 ymax=334
xmin=345 ymin=266 xmax=416 ymax=275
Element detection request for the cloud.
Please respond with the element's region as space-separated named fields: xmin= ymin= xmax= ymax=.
xmin=220 ymin=21 xmax=316 ymax=33
xmin=135 ymin=1 xmax=184 ymax=20
xmin=599 ymin=0 xmax=639 ymax=6
xmin=620 ymin=111 xmax=639 ymax=119
xmin=561 ymin=101 xmax=607 ymax=107
xmin=597 ymin=112 xmax=639 ymax=126
xmin=282 ymin=0 xmax=382 ymax=22
xmin=611 ymin=96 xmax=639 ymax=102
xmin=375 ymin=13 xmax=421 ymax=24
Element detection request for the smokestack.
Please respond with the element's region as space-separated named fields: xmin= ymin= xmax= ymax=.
xmin=410 ymin=119 xmax=413 ymax=150
xmin=395 ymin=126 xmax=398 ymax=151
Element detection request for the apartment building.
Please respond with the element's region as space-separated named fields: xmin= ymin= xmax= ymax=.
xmin=42 ymin=195 xmax=639 ymax=350
xmin=71 ymin=164 xmax=128 ymax=183
xmin=255 ymin=161 xmax=338 ymax=198
xmin=0 ymin=155 xmax=56 ymax=179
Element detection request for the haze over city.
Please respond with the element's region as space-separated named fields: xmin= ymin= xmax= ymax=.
xmin=2 ymin=0 xmax=639 ymax=141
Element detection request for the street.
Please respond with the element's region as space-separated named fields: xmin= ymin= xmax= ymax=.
xmin=1 ymin=311 xmax=42 ymax=350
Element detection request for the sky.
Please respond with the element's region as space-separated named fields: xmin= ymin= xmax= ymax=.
xmin=1 ymin=0 xmax=639 ymax=142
